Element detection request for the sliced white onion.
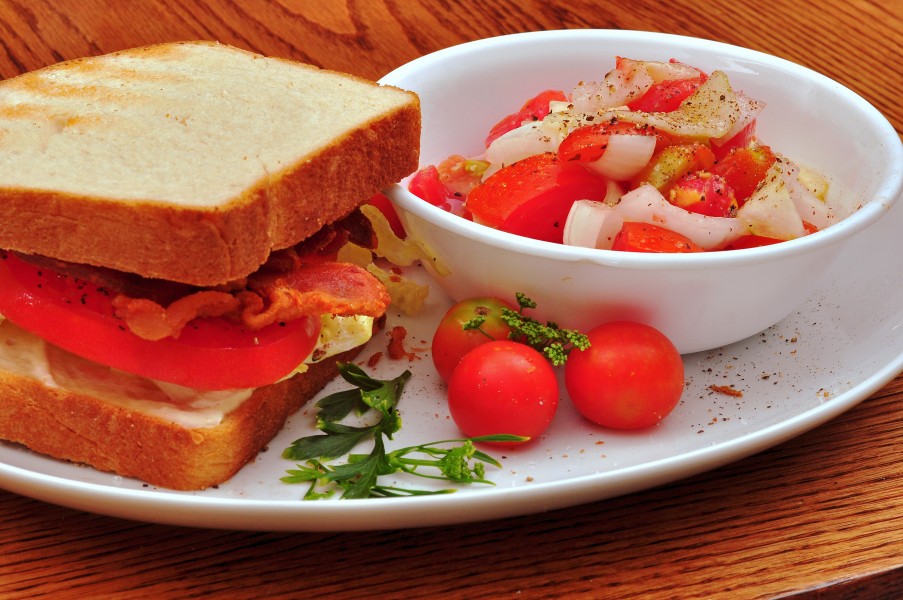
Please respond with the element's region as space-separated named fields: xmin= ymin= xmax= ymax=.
xmin=582 ymin=134 xmax=657 ymax=181
xmin=795 ymin=163 xmax=830 ymax=200
xmin=615 ymin=185 xmax=745 ymax=249
xmin=736 ymin=163 xmax=807 ymax=239
xmin=641 ymin=58 xmax=705 ymax=82
xmin=711 ymin=91 xmax=764 ymax=147
xmin=602 ymin=179 xmax=625 ymax=205
xmin=571 ymin=62 xmax=654 ymax=113
xmin=483 ymin=111 xmax=588 ymax=179
xmin=611 ymin=71 xmax=763 ymax=140
xmin=563 ymin=200 xmax=625 ymax=250
xmin=484 ymin=121 xmax=554 ymax=176
xmin=780 ymin=161 xmax=835 ymax=231
xmin=570 ymin=58 xmax=706 ymax=115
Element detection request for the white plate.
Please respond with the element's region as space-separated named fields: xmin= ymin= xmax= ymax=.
xmin=1 ymin=198 xmax=900 ymax=531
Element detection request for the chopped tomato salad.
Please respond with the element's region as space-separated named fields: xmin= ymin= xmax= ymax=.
xmin=408 ymin=56 xmax=841 ymax=253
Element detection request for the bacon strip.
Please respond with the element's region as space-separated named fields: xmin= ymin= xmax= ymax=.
xmin=241 ymin=261 xmax=391 ymax=330
xmin=112 ymin=261 xmax=390 ymax=341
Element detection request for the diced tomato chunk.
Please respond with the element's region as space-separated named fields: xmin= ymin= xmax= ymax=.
xmin=559 ymin=120 xmax=672 ymax=164
xmin=611 ymin=222 xmax=705 ymax=253
xmin=669 ymin=173 xmax=738 ymax=218
xmin=466 ymin=152 xmax=609 ymax=243
xmin=485 ymin=89 xmax=569 ymax=147
xmin=408 ymin=165 xmax=451 ymax=210
xmin=627 ymin=75 xmax=708 ymax=112
xmin=712 ymin=143 xmax=776 ymax=204
xmin=724 ymin=235 xmax=783 ymax=250
xmin=711 ymin=121 xmax=757 ymax=160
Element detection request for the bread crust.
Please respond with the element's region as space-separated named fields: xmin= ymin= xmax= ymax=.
xmin=0 ymin=41 xmax=421 ymax=285
xmin=0 ymin=345 xmax=364 ymax=490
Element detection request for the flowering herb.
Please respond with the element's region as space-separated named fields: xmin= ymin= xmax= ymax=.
xmin=464 ymin=292 xmax=590 ymax=366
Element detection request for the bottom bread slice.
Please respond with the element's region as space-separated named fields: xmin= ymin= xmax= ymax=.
xmin=0 ymin=346 xmax=362 ymax=491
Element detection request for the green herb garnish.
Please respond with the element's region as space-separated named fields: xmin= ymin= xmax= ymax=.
xmin=281 ymin=362 xmax=523 ymax=499
xmin=464 ymin=292 xmax=590 ymax=366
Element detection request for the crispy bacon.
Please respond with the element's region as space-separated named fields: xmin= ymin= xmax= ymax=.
xmin=112 ymin=261 xmax=390 ymax=341
xmin=242 ymin=261 xmax=390 ymax=329
xmin=111 ymin=291 xmax=241 ymax=341
xmin=23 ymin=208 xmax=389 ymax=342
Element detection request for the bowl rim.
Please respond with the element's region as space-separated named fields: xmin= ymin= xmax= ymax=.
xmin=381 ymin=29 xmax=903 ymax=271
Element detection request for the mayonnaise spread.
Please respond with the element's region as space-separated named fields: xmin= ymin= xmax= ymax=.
xmin=0 ymin=314 xmax=374 ymax=429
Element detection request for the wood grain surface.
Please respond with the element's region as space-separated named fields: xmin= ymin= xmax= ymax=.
xmin=0 ymin=1 xmax=900 ymax=598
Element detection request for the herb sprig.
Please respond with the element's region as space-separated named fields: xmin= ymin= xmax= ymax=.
xmin=464 ymin=292 xmax=590 ymax=365
xmin=282 ymin=363 xmax=523 ymax=499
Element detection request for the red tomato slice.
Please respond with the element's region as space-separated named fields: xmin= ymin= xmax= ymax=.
xmin=466 ymin=153 xmax=609 ymax=243
xmin=0 ymin=253 xmax=321 ymax=390
xmin=611 ymin=222 xmax=705 ymax=253
xmin=559 ymin=121 xmax=671 ymax=164
xmin=485 ymin=89 xmax=568 ymax=147
xmin=627 ymin=75 xmax=708 ymax=112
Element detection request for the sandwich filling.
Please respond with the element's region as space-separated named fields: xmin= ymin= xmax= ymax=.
xmin=0 ymin=209 xmax=391 ymax=396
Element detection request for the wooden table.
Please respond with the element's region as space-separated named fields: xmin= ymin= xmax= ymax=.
xmin=0 ymin=1 xmax=901 ymax=598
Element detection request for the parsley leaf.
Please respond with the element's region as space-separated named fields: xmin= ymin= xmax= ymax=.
xmin=282 ymin=363 xmax=523 ymax=499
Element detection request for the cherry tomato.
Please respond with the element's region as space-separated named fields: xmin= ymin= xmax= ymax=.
xmin=408 ymin=165 xmax=452 ymax=210
xmin=485 ymin=89 xmax=569 ymax=147
xmin=611 ymin=222 xmax=704 ymax=253
xmin=431 ymin=297 xmax=515 ymax=382
xmin=558 ymin=121 xmax=671 ymax=164
xmin=565 ymin=321 xmax=684 ymax=429
xmin=366 ymin=192 xmax=406 ymax=238
xmin=712 ymin=143 xmax=776 ymax=204
xmin=466 ymin=152 xmax=609 ymax=243
xmin=669 ymin=173 xmax=738 ymax=217
xmin=448 ymin=340 xmax=559 ymax=442
xmin=626 ymin=74 xmax=708 ymax=112
xmin=0 ymin=252 xmax=321 ymax=390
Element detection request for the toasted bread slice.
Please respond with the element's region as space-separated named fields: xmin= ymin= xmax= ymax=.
xmin=0 ymin=319 xmax=367 ymax=491
xmin=0 ymin=41 xmax=420 ymax=285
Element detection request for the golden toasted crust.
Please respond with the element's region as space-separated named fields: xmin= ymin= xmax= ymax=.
xmin=0 ymin=41 xmax=421 ymax=285
xmin=0 ymin=346 xmax=363 ymax=491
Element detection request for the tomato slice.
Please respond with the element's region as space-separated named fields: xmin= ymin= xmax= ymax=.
xmin=0 ymin=253 xmax=321 ymax=390
xmin=627 ymin=75 xmax=708 ymax=112
xmin=465 ymin=153 xmax=609 ymax=243
xmin=611 ymin=222 xmax=705 ymax=253
xmin=485 ymin=89 xmax=568 ymax=147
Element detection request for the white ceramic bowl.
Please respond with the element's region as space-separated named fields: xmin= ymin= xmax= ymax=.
xmin=381 ymin=30 xmax=902 ymax=354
